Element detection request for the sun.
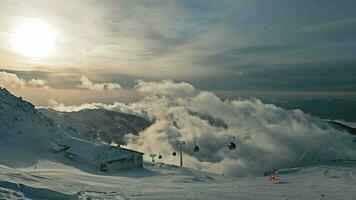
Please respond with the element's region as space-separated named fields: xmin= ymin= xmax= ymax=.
xmin=11 ymin=18 xmax=57 ymax=58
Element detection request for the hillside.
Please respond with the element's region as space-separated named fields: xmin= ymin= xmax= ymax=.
xmin=0 ymin=88 xmax=63 ymax=138
xmin=327 ymin=120 xmax=356 ymax=136
xmin=273 ymin=99 xmax=356 ymax=122
xmin=0 ymin=88 xmax=66 ymax=168
xmin=39 ymin=108 xmax=152 ymax=144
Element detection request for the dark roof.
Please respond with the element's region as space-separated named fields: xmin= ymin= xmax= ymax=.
xmin=119 ymin=146 xmax=144 ymax=155
xmin=58 ymin=137 xmax=143 ymax=160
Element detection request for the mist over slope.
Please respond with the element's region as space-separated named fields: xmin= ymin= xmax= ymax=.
xmin=39 ymin=108 xmax=151 ymax=144
xmin=0 ymin=88 xmax=65 ymax=168
xmin=47 ymin=80 xmax=356 ymax=176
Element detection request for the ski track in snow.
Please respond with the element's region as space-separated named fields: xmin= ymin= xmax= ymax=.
xmin=0 ymin=161 xmax=356 ymax=200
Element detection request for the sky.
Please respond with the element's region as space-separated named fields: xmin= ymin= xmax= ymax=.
xmin=0 ymin=0 xmax=356 ymax=105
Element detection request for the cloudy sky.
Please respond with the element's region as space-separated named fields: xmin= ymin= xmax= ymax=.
xmin=0 ymin=0 xmax=356 ymax=105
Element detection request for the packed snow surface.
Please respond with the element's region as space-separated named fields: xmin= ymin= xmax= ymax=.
xmin=0 ymin=161 xmax=356 ymax=200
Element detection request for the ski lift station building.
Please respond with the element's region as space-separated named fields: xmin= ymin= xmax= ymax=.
xmin=55 ymin=137 xmax=144 ymax=172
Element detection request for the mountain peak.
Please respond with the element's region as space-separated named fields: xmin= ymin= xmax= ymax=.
xmin=39 ymin=107 xmax=152 ymax=144
xmin=0 ymin=88 xmax=65 ymax=140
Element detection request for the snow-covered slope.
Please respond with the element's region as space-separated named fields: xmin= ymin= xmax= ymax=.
xmin=0 ymin=88 xmax=66 ymax=168
xmin=0 ymin=161 xmax=356 ymax=200
xmin=39 ymin=108 xmax=151 ymax=144
xmin=0 ymin=88 xmax=64 ymax=138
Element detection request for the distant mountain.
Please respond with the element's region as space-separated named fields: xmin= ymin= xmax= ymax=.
xmin=39 ymin=108 xmax=152 ymax=144
xmin=271 ymin=99 xmax=356 ymax=122
xmin=327 ymin=120 xmax=356 ymax=136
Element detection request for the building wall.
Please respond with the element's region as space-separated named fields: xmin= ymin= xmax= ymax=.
xmin=98 ymin=148 xmax=143 ymax=170
xmin=133 ymin=153 xmax=143 ymax=168
xmin=64 ymin=148 xmax=143 ymax=171
xmin=64 ymin=152 xmax=97 ymax=168
xmin=105 ymin=153 xmax=143 ymax=171
xmin=106 ymin=155 xmax=134 ymax=171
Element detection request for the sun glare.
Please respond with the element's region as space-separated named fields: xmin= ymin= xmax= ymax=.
xmin=11 ymin=18 xmax=57 ymax=58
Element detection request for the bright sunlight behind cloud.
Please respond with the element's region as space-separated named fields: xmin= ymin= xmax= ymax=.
xmin=11 ymin=18 xmax=57 ymax=58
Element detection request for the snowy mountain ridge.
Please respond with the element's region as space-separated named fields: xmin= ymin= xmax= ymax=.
xmin=0 ymin=87 xmax=67 ymax=168
xmin=327 ymin=120 xmax=356 ymax=136
xmin=38 ymin=108 xmax=152 ymax=144
xmin=0 ymin=87 xmax=64 ymax=139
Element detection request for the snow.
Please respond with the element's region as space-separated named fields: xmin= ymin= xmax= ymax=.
xmin=59 ymin=137 xmax=115 ymax=160
xmin=0 ymin=88 xmax=67 ymax=168
xmin=1 ymin=88 xmax=356 ymax=199
xmin=0 ymin=161 xmax=356 ymax=200
xmin=0 ymin=88 xmax=65 ymax=140
xmin=39 ymin=108 xmax=151 ymax=144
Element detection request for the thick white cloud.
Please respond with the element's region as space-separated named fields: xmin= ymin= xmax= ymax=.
xmin=0 ymin=71 xmax=26 ymax=89
xmin=0 ymin=71 xmax=51 ymax=89
xmin=135 ymin=79 xmax=197 ymax=98
xmin=77 ymin=76 xmax=122 ymax=91
xmin=47 ymin=98 xmax=141 ymax=117
xmin=28 ymin=79 xmax=50 ymax=89
xmin=48 ymin=79 xmax=356 ymax=176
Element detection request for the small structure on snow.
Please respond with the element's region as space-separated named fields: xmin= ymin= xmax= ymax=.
xmin=54 ymin=137 xmax=143 ymax=172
